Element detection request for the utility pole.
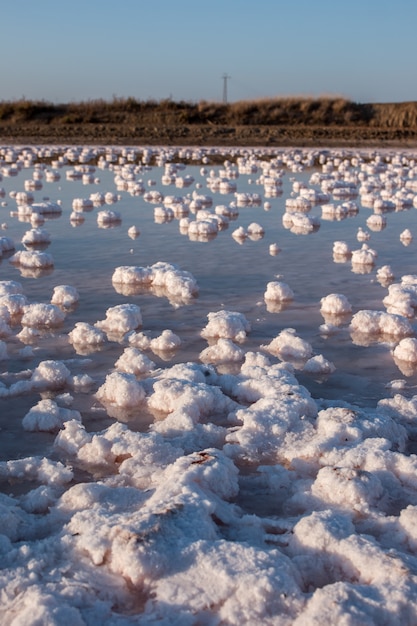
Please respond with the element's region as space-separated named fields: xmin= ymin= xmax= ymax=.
xmin=222 ymin=73 xmax=231 ymax=104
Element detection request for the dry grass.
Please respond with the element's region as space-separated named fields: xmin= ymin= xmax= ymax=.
xmin=1 ymin=96 xmax=416 ymax=129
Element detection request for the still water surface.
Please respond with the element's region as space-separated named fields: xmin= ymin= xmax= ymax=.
xmin=0 ymin=150 xmax=416 ymax=461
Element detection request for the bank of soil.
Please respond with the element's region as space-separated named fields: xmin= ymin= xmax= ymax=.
xmin=2 ymin=122 xmax=417 ymax=148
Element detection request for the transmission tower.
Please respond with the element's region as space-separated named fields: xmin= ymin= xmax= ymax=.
xmin=222 ymin=73 xmax=231 ymax=103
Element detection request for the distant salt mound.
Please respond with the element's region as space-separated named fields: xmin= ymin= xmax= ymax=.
xmin=332 ymin=240 xmax=351 ymax=258
xmin=393 ymin=337 xmax=417 ymax=363
xmin=21 ymin=303 xmax=65 ymax=328
xmin=320 ymin=293 xmax=352 ymax=316
xmin=112 ymin=262 xmax=199 ymax=304
xmin=377 ymin=265 xmax=395 ymax=285
xmin=0 ymin=236 xmax=15 ymax=255
xmin=51 ymin=285 xmax=79 ymax=308
xmin=97 ymin=209 xmax=121 ymax=225
xmin=21 ymin=228 xmax=51 ymax=246
xmin=383 ymin=276 xmax=417 ymax=318
xmin=201 ymin=310 xmax=251 ymax=343
xmin=95 ymin=303 xmax=142 ymax=337
xmin=264 ymin=281 xmax=294 ymax=302
xmin=10 ymin=250 xmax=54 ymax=269
xmin=282 ymin=211 xmax=320 ymax=234
xmin=351 ymin=244 xmax=377 ymax=266
xmin=350 ymin=310 xmax=412 ymax=338
xmin=22 ymin=398 xmax=81 ymax=432
xmin=31 ymin=201 xmax=62 ymax=215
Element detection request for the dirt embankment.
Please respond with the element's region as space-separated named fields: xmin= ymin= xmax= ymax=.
xmin=2 ymin=97 xmax=417 ymax=147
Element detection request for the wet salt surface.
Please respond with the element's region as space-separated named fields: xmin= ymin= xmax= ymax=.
xmin=1 ymin=145 xmax=417 ymax=624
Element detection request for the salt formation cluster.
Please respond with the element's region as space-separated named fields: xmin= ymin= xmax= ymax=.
xmin=1 ymin=144 xmax=417 ymax=625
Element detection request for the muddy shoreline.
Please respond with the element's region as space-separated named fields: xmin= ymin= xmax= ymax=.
xmin=2 ymin=123 xmax=417 ymax=149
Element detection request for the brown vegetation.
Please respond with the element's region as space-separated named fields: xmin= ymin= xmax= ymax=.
xmin=1 ymin=96 xmax=417 ymax=146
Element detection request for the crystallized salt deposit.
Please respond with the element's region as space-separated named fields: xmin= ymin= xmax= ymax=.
xmin=199 ymin=338 xmax=245 ymax=364
xmin=114 ymin=346 xmax=156 ymax=375
xmin=21 ymin=227 xmax=51 ymax=246
xmin=21 ymin=303 xmax=65 ymax=328
xmin=10 ymin=250 xmax=54 ymax=269
xmin=269 ymin=242 xmax=280 ymax=255
xmin=264 ymin=281 xmax=294 ymax=302
xmin=393 ymin=338 xmax=417 ymax=363
xmin=303 ymin=354 xmax=336 ymax=375
xmin=262 ymin=328 xmax=313 ymax=361
xmin=112 ymin=262 xmax=199 ymax=303
xmin=97 ymin=209 xmax=121 ymax=224
xmin=51 ymin=285 xmax=79 ymax=308
xmin=400 ymin=228 xmax=413 ymax=242
xmin=22 ymin=398 xmax=81 ymax=432
xmin=201 ymin=310 xmax=251 ymax=342
xmin=351 ymin=243 xmax=377 ymax=266
xmin=96 ymin=371 xmax=146 ymax=408
xmin=350 ymin=310 xmax=413 ymax=338
xmin=332 ymin=240 xmax=351 ymax=257
xmin=30 ymin=201 xmax=62 ymax=215
xmin=150 ymin=329 xmax=181 ymax=353
xmin=377 ymin=264 xmax=395 ymax=284
xmin=320 ymin=293 xmax=352 ymax=316
xmin=4 ymin=146 xmax=417 ymax=625
xmin=95 ymin=303 xmax=142 ymax=337
xmin=383 ymin=276 xmax=417 ymax=317
xmin=68 ymin=322 xmax=106 ymax=347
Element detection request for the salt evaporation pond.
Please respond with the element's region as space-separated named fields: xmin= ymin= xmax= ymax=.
xmin=1 ymin=144 xmax=417 ymax=624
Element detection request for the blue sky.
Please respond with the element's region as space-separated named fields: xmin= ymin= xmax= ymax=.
xmin=1 ymin=0 xmax=416 ymax=104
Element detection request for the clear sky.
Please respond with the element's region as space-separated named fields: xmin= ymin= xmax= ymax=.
xmin=1 ymin=0 xmax=416 ymax=105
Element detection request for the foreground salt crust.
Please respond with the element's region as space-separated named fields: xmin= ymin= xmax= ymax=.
xmin=2 ymin=146 xmax=417 ymax=625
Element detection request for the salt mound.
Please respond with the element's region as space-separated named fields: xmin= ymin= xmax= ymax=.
xmin=68 ymin=322 xmax=106 ymax=346
xmin=31 ymin=201 xmax=62 ymax=215
xmin=0 ymin=280 xmax=23 ymax=296
xmin=320 ymin=293 xmax=352 ymax=315
xmin=112 ymin=262 xmax=199 ymax=303
xmin=303 ymin=354 xmax=336 ymax=375
xmin=51 ymin=285 xmax=79 ymax=308
xmin=201 ymin=310 xmax=251 ymax=343
xmin=393 ymin=338 xmax=417 ymax=363
xmin=95 ymin=303 xmax=142 ymax=336
xmin=10 ymin=250 xmax=54 ymax=269
xmin=350 ymin=310 xmax=412 ymax=338
xmin=262 ymin=328 xmax=313 ymax=361
xmin=21 ymin=303 xmax=65 ymax=328
xmin=96 ymin=371 xmax=146 ymax=408
xmin=264 ymin=281 xmax=294 ymax=302
xmin=199 ymin=338 xmax=245 ymax=364
xmin=115 ymin=347 xmax=156 ymax=375
xmin=97 ymin=209 xmax=121 ymax=225
xmin=332 ymin=241 xmax=351 ymax=257
xmin=21 ymin=228 xmax=51 ymax=246
xmin=150 ymin=329 xmax=181 ymax=352
xmin=22 ymin=399 xmax=81 ymax=432
xmin=383 ymin=277 xmax=417 ymax=317
xmin=351 ymin=244 xmax=377 ymax=266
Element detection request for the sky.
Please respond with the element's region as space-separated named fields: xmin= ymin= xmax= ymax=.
xmin=1 ymin=0 xmax=416 ymax=105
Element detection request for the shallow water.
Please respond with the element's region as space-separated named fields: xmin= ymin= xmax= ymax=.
xmin=0 ymin=150 xmax=417 ymax=462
